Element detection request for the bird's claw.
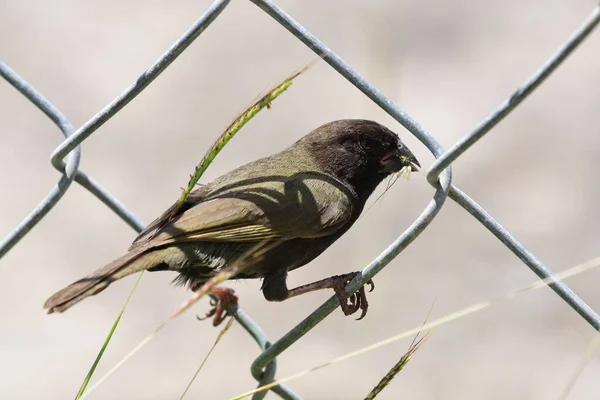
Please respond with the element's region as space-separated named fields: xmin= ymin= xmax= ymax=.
xmin=196 ymin=287 xmax=238 ymax=326
xmin=330 ymin=272 xmax=375 ymax=321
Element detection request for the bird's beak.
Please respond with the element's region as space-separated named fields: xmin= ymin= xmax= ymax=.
xmin=401 ymin=149 xmax=420 ymax=172
xmin=380 ymin=144 xmax=420 ymax=173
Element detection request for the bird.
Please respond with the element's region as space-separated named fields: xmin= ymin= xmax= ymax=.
xmin=44 ymin=119 xmax=420 ymax=325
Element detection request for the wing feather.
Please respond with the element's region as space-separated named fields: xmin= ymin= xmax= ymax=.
xmin=130 ymin=175 xmax=355 ymax=250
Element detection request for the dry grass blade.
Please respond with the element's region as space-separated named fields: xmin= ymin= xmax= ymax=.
xmin=364 ymin=304 xmax=434 ymax=400
xmin=364 ymin=332 xmax=430 ymax=400
xmin=80 ymin=320 xmax=164 ymax=399
xmin=365 ymin=164 xmax=413 ymax=214
xmin=180 ymin=317 xmax=236 ymax=399
xmin=365 ymin=174 xmax=400 ymax=214
xmin=558 ymin=331 xmax=600 ymax=400
xmin=229 ymin=255 xmax=600 ymax=399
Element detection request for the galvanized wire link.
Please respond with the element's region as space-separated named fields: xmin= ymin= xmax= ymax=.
xmin=0 ymin=62 xmax=146 ymax=243
xmin=50 ymin=0 xmax=231 ymax=170
xmin=426 ymin=4 xmax=600 ymax=330
xmin=426 ymin=4 xmax=600 ymax=184
xmin=1 ymin=0 xmax=233 ymax=255
xmin=1 ymin=0 xmax=600 ymax=399
xmin=0 ymin=62 xmax=79 ymax=259
xmin=234 ymin=309 xmax=302 ymax=400
xmin=449 ymin=187 xmax=600 ymax=330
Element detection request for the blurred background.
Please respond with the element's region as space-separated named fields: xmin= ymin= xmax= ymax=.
xmin=1 ymin=0 xmax=600 ymax=398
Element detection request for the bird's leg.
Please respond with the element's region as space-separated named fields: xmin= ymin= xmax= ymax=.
xmin=197 ymin=287 xmax=238 ymax=326
xmin=264 ymin=272 xmax=375 ymax=320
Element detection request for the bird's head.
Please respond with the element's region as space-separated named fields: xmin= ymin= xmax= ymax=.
xmin=300 ymin=119 xmax=420 ymax=199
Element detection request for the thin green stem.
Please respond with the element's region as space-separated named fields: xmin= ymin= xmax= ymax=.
xmin=173 ymin=80 xmax=293 ymax=217
xmin=74 ymin=271 xmax=145 ymax=399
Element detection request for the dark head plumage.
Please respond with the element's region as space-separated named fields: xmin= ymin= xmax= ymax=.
xmin=297 ymin=119 xmax=420 ymax=200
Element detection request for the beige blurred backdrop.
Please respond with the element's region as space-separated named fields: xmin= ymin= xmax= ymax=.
xmin=1 ymin=0 xmax=600 ymax=399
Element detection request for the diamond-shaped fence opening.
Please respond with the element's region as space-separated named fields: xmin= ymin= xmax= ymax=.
xmin=2 ymin=1 xmax=600 ymax=399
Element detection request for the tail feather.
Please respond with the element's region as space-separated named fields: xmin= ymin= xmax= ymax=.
xmin=44 ymin=249 xmax=149 ymax=314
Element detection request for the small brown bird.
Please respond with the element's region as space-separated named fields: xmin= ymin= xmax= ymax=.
xmin=44 ymin=119 xmax=419 ymax=324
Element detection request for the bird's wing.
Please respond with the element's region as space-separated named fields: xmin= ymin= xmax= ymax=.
xmin=129 ymin=175 xmax=355 ymax=250
xmin=129 ymin=185 xmax=210 ymax=250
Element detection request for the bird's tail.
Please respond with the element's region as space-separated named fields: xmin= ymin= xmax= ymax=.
xmin=44 ymin=249 xmax=150 ymax=314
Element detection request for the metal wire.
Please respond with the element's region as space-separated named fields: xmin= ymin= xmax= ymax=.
xmin=0 ymin=62 xmax=79 ymax=258
xmin=1 ymin=1 xmax=600 ymax=399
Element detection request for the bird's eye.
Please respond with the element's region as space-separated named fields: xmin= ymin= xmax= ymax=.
xmin=358 ymin=135 xmax=371 ymax=151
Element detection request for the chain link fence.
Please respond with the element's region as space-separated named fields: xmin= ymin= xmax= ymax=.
xmin=2 ymin=1 xmax=600 ymax=399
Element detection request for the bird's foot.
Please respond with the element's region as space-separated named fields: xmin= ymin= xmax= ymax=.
xmin=197 ymin=287 xmax=238 ymax=326
xmin=329 ymin=272 xmax=375 ymax=320
xmin=284 ymin=272 xmax=375 ymax=320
